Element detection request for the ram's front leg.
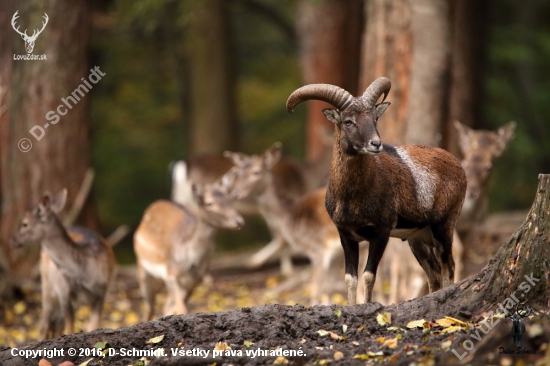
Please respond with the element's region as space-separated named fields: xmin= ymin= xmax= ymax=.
xmin=361 ymin=229 xmax=390 ymax=303
xmin=337 ymin=228 xmax=360 ymax=305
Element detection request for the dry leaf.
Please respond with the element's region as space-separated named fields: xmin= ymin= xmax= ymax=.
xmin=333 ymin=351 xmax=344 ymax=360
xmin=406 ymin=319 xmax=428 ymax=329
xmin=94 ymin=340 xmax=108 ymax=350
xmin=317 ymin=330 xmax=329 ymax=337
xmin=214 ymin=341 xmax=231 ymax=351
xmin=435 ymin=318 xmax=455 ymax=328
xmin=375 ymin=337 xmax=385 ymax=343
xmin=334 ymin=309 xmax=342 ymax=318
xmin=441 ymin=340 xmax=452 ymax=351
xmin=381 ymin=337 xmax=398 ymax=349
xmin=79 ymin=358 xmax=94 ymax=366
xmin=444 ymin=316 xmax=468 ymax=327
xmin=387 ymin=326 xmax=406 ymax=332
xmin=273 ymin=356 xmax=289 ymax=364
xmin=342 ymin=324 xmax=348 ymax=333
xmin=147 ymin=334 xmax=164 ymax=344
xmin=376 ymin=312 xmax=391 ymax=326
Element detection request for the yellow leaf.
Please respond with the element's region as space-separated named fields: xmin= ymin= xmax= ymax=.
xmin=315 ymin=360 xmax=329 ymax=365
xmin=273 ymin=356 xmax=289 ymax=364
xmin=147 ymin=334 xmax=164 ymax=344
xmin=13 ymin=301 xmax=26 ymax=315
xmin=342 ymin=324 xmax=348 ymax=333
xmin=387 ymin=326 xmax=406 ymax=332
xmin=334 ymin=309 xmax=342 ymax=318
xmin=381 ymin=337 xmax=398 ymax=349
xmin=441 ymin=340 xmax=452 ymax=351
xmin=440 ymin=325 xmax=464 ymax=335
xmin=376 ymin=312 xmax=391 ymax=326
xmin=357 ymin=325 xmax=366 ymax=332
xmin=94 ymin=340 xmax=108 ymax=350
xmin=396 ymin=333 xmax=403 ymax=340
xmin=214 ymin=341 xmax=231 ymax=351
xmin=406 ymin=319 xmax=428 ymax=328
xmin=125 ymin=312 xmax=140 ymax=325
xmin=244 ymin=340 xmax=254 ymax=348
xmin=352 ymin=341 xmax=359 ymax=346
xmin=444 ymin=316 xmax=468 ymax=328
xmin=375 ymin=337 xmax=385 ymax=343
xmin=317 ymin=330 xmax=329 ymax=337
xmin=435 ymin=318 xmax=455 ymax=328
xmin=334 ymin=351 xmax=344 ymax=360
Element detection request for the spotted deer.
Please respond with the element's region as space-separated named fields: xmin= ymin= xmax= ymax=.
xmin=225 ymin=143 xmax=341 ymax=305
xmin=171 ymin=127 xmax=333 ymax=275
xmin=134 ymin=174 xmax=244 ymax=320
xmin=370 ymin=120 xmax=516 ymax=304
xmin=10 ymin=189 xmax=116 ymax=339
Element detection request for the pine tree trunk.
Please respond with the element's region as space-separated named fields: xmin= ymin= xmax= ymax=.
xmin=296 ymin=0 xmax=363 ymax=160
xmin=0 ymin=0 xmax=97 ymax=290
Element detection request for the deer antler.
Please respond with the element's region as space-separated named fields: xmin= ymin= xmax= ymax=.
xmin=11 ymin=11 xmax=28 ymax=38
xmin=29 ymin=13 xmax=49 ymax=40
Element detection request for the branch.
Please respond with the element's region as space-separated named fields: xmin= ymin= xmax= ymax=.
xmin=62 ymin=168 xmax=95 ymax=226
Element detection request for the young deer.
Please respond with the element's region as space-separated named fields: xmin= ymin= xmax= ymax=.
xmin=225 ymin=143 xmax=341 ymax=305
xmin=10 ymin=189 xmax=116 ymax=339
xmin=134 ymin=175 xmax=244 ymax=320
xmin=171 ymin=127 xmax=334 ymax=275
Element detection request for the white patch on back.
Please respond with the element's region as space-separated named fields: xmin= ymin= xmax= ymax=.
xmin=396 ymin=147 xmax=436 ymax=210
xmin=140 ymin=260 xmax=168 ymax=280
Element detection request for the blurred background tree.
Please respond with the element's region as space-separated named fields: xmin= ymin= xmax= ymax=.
xmin=1 ymin=0 xmax=549 ymax=292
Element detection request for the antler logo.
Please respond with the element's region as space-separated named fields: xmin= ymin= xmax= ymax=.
xmin=11 ymin=11 xmax=49 ymax=54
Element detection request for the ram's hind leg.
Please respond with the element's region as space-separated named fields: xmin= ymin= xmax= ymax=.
xmin=431 ymin=222 xmax=456 ymax=288
xmin=408 ymin=229 xmax=443 ymax=294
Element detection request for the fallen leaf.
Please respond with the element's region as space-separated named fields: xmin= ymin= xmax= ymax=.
xmin=528 ymin=324 xmax=543 ymax=338
xmin=439 ymin=325 xmax=464 ymax=335
xmin=317 ymin=330 xmax=329 ymax=337
xmin=334 ymin=351 xmax=344 ymax=360
xmin=147 ymin=334 xmax=164 ymax=344
xmin=444 ymin=316 xmax=468 ymax=328
xmin=357 ymin=325 xmax=366 ymax=332
xmin=406 ymin=319 xmax=428 ymax=329
xmin=334 ymin=309 xmax=342 ymax=318
xmin=244 ymin=340 xmax=254 ymax=348
xmin=299 ymin=338 xmax=307 ymax=344
xmin=441 ymin=340 xmax=452 ymax=351
xmin=342 ymin=324 xmax=348 ymax=333
xmin=375 ymin=337 xmax=385 ymax=343
xmin=314 ymin=360 xmax=329 ymax=365
xmin=352 ymin=341 xmax=360 ymax=346
xmin=381 ymin=337 xmax=398 ymax=349
xmin=214 ymin=341 xmax=231 ymax=351
xmin=376 ymin=312 xmax=392 ymax=326
xmin=94 ymin=340 xmax=108 ymax=350
xmin=435 ymin=318 xmax=455 ymax=328
xmin=387 ymin=326 xmax=406 ymax=332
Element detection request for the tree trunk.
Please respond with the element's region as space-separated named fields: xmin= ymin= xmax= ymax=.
xmin=3 ymin=176 xmax=548 ymax=365
xmin=296 ymin=0 xmax=363 ymax=160
xmin=0 ymin=0 xmax=97 ymax=288
xmin=445 ymin=0 xmax=490 ymax=156
xmin=188 ymin=0 xmax=238 ymax=155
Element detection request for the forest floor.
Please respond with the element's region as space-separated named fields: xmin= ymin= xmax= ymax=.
xmin=1 ymin=210 xmax=550 ymax=365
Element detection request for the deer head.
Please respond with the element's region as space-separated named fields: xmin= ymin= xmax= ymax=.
xmin=191 ymin=172 xmax=244 ymax=229
xmin=10 ymin=189 xmax=67 ymax=247
xmin=12 ymin=11 xmax=49 ymax=54
xmin=223 ymin=142 xmax=282 ymax=200
xmin=454 ymin=120 xmax=516 ymax=212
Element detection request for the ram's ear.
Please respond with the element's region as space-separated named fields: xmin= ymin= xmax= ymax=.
xmin=375 ymin=102 xmax=391 ymax=120
xmin=322 ymin=109 xmax=341 ymax=125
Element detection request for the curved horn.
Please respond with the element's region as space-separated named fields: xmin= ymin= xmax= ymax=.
xmin=286 ymin=84 xmax=355 ymax=113
xmin=361 ymin=77 xmax=392 ymax=108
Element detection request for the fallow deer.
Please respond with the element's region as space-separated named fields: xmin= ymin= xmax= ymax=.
xmin=134 ymin=174 xmax=244 ymax=320
xmin=10 ymin=189 xmax=116 ymax=339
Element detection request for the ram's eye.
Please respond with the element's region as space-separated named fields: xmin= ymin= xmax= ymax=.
xmin=344 ymin=120 xmax=353 ymax=126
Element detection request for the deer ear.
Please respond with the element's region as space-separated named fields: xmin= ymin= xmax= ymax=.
xmin=494 ymin=121 xmax=516 ymax=157
xmin=322 ymin=109 xmax=341 ymax=125
xmin=191 ymin=183 xmax=204 ymax=202
xmin=50 ymin=189 xmax=67 ymax=214
xmin=375 ymin=102 xmax=391 ymax=120
xmin=37 ymin=192 xmax=52 ymax=215
xmin=264 ymin=142 xmax=282 ymax=168
xmin=453 ymin=120 xmax=473 ymax=155
xmin=223 ymin=151 xmax=248 ymax=166
xmin=218 ymin=167 xmax=236 ymax=195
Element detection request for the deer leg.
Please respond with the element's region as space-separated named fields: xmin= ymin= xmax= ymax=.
xmin=337 ymin=228 xmax=359 ymax=305
xmin=362 ymin=231 xmax=390 ymax=303
xmin=87 ymin=295 xmax=105 ymax=332
xmin=137 ymin=262 xmax=156 ymax=321
xmin=60 ymin=299 xmax=74 ymax=335
xmin=452 ymin=229 xmax=463 ymax=281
